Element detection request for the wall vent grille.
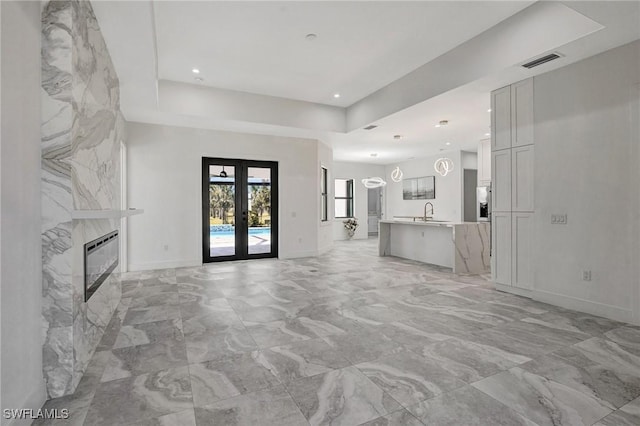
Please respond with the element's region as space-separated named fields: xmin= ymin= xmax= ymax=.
xmin=522 ymin=53 xmax=562 ymax=69
xmin=363 ymin=125 xmax=378 ymax=130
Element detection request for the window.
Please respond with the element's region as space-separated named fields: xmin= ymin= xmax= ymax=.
xmin=334 ymin=178 xmax=354 ymax=218
xmin=321 ymin=167 xmax=328 ymax=222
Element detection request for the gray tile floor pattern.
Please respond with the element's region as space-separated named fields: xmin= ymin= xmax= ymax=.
xmin=37 ymin=239 xmax=640 ymax=426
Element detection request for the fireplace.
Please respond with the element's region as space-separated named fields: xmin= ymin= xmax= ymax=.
xmin=84 ymin=230 xmax=119 ymax=302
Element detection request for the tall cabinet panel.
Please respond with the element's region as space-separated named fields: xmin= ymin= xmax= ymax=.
xmin=491 ymin=86 xmax=512 ymax=151
xmin=492 ymin=150 xmax=511 ymax=212
xmin=511 ymin=79 xmax=534 ymax=147
xmin=491 ymin=77 xmax=534 ymax=292
xmin=492 ymin=212 xmax=512 ymax=286
xmin=512 ymin=145 xmax=534 ymax=212
xmin=512 ymin=213 xmax=533 ymax=289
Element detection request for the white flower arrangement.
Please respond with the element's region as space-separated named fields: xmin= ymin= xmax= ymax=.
xmin=343 ymin=218 xmax=359 ymax=238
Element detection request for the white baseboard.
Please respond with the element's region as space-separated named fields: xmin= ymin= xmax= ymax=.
xmin=129 ymin=251 xmax=325 ymax=269
xmin=494 ymin=283 xmax=533 ymax=298
xmin=128 ymin=258 xmax=201 ymax=272
xmin=279 ymin=250 xmax=318 ymax=259
xmin=494 ymin=283 xmax=635 ymax=325
xmin=534 ymin=289 xmax=634 ymax=324
xmin=317 ymin=244 xmax=333 ymax=255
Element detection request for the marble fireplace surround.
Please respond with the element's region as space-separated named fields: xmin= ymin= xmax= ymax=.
xmin=41 ymin=0 xmax=124 ymax=398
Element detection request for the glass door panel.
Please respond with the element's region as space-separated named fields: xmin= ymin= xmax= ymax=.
xmin=247 ymin=167 xmax=272 ymax=255
xmin=208 ymin=164 xmax=237 ymax=258
xmin=203 ymin=158 xmax=278 ymax=263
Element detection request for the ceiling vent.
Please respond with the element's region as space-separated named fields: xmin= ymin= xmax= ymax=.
xmin=363 ymin=125 xmax=378 ymax=130
xmin=522 ymin=53 xmax=562 ymax=69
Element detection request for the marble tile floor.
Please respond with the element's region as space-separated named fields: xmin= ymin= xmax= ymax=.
xmin=36 ymin=239 xmax=640 ymax=426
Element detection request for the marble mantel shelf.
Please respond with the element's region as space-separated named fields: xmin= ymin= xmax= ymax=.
xmin=71 ymin=209 xmax=144 ymax=220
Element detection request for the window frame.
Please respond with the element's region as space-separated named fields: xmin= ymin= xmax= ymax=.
xmin=334 ymin=178 xmax=354 ymax=219
xmin=321 ymin=167 xmax=328 ymax=222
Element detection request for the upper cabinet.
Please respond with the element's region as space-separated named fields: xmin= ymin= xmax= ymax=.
xmin=511 ymin=79 xmax=534 ymax=147
xmin=477 ymin=138 xmax=491 ymax=185
xmin=491 ymin=85 xmax=512 ymax=151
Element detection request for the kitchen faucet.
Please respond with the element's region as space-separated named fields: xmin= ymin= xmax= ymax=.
xmin=424 ymin=202 xmax=434 ymax=221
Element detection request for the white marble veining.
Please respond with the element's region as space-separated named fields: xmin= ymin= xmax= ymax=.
xmin=41 ymin=0 xmax=124 ymax=398
xmin=379 ymin=221 xmax=490 ymax=274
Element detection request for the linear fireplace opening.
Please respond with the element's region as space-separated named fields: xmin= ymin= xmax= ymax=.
xmin=84 ymin=230 xmax=119 ymax=302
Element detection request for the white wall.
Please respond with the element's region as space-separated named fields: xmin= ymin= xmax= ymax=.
xmin=384 ymin=151 xmax=463 ymax=223
xmin=159 ymin=80 xmax=346 ymax=133
xmin=461 ymin=151 xmax=478 ymax=170
xmin=0 ymin=1 xmax=47 ymax=423
xmin=332 ymin=162 xmax=385 ymax=240
xmin=127 ymin=122 xmax=327 ymax=270
xmin=532 ymin=40 xmax=640 ymax=324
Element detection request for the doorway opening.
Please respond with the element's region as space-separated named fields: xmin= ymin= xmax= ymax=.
xmin=202 ymin=158 xmax=278 ymax=262
xmin=463 ymin=168 xmax=478 ymax=222
xmin=367 ymin=186 xmax=383 ymax=236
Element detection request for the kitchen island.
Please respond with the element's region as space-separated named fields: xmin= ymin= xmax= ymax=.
xmin=379 ymin=220 xmax=490 ymax=274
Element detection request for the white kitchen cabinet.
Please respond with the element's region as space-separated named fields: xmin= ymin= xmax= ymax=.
xmin=511 ymin=78 xmax=534 ymax=147
xmin=477 ymin=138 xmax=491 ymax=185
xmin=492 ymin=149 xmax=511 ymax=212
xmin=492 ymin=212 xmax=512 ymax=286
xmin=511 ymin=212 xmax=533 ymax=289
xmin=511 ymin=145 xmax=534 ymax=212
xmin=491 ymin=85 xmax=511 ymax=151
xmin=490 ymin=78 xmax=534 ymax=293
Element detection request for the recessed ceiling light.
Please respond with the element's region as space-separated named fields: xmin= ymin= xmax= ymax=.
xmin=393 ymin=135 xmax=403 ymax=140
xmin=487 ymin=109 xmax=492 ymax=112
xmin=445 ymin=142 xmax=451 ymax=146
xmin=192 ymin=68 xmax=200 ymax=74
xmin=370 ymin=153 xmax=378 ymax=157
xmin=485 ymin=133 xmax=490 ymax=136
xmin=435 ymin=124 xmax=441 ymax=128
xmin=305 ymin=33 xmax=317 ymax=41
xmin=333 ymin=93 xmax=340 ymax=98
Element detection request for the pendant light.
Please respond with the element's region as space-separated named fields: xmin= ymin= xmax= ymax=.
xmin=434 ymin=158 xmax=454 ymax=177
xmin=361 ymin=177 xmax=387 ymax=188
xmin=391 ymin=166 xmax=403 ymax=182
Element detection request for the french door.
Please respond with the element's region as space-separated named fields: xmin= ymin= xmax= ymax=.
xmin=202 ymin=157 xmax=278 ymax=262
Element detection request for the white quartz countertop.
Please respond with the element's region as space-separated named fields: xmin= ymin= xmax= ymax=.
xmin=380 ymin=220 xmax=455 ymax=227
xmin=380 ymin=220 xmax=489 ymax=227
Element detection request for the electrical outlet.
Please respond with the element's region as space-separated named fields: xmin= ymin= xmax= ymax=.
xmin=551 ymin=214 xmax=567 ymax=224
xmin=582 ymin=270 xmax=592 ymax=281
